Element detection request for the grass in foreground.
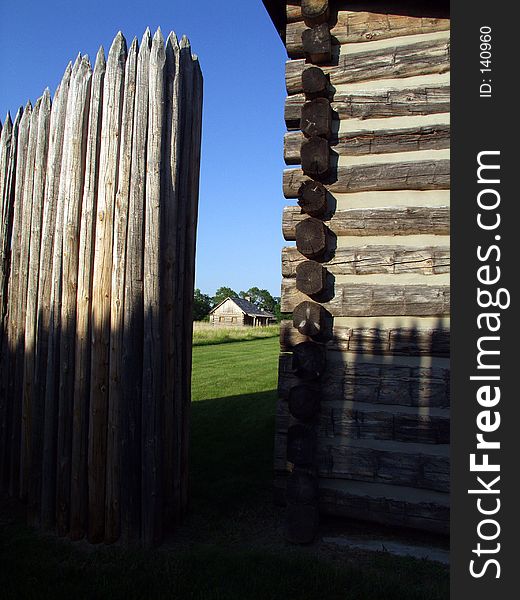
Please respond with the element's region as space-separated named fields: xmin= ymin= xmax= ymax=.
xmin=192 ymin=322 xmax=279 ymax=346
xmin=0 ymin=337 xmax=448 ymax=600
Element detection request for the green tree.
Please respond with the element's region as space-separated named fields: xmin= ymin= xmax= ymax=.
xmin=239 ymin=287 xmax=280 ymax=315
xmin=212 ymin=286 xmax=238 ymax=307
xmin=193 ymin=289 xmax=212 ymax=321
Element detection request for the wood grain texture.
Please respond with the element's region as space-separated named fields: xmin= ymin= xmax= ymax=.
xmin=280 ymin=320 xmax=450 ymax=357
xmin=282 ymin=245 xmax=450 ymax=276
xmin=301 ymin=23 xmax=332 ymax=64
xmin=21 ymin=91 xmax=50 ymax=510
xmin=276 ymin=434 xmax=449 ymax=492
xmin=301 ymin=0 xmax=329 ymax=26
xmin=278 ymin=354 xmax=451 ymax=409
xmin=56 ymin=56 xmax=92 ymax=537
xmin=180 ymin=47 xmax=203 ymax=519
xmin=105 ymin=37 xmax=137 ymax=545
xmin=0 ymin=109 xmax=19 ymax=494
xmin=120 ymin=29 xmax=150 ymax=544
xmin=283 ymin=159 xmax=450 ymax=196
xmin=141 ymin=28 xmax=165 ymax=547
xmin=287 ymin=12 xmax=449 ymax=58
xmin=278 ymin=398 xmax=449 ymax=445
xmin=283 ymin=205 xmax=450 ymax=238
xmin=69 ymin=47 xmax=106 ymax=541
xmin=40 ymin=65 xmax=72 ymax=530
xmin=15 ymin=100 xmax=38 ymax=501
xmin=275 ymin=475 xmax=449 ymax=534
xmin=285 ymin=86 xmax=451 ymax=128
xmin=88 ymin=33 xmax=127 ymax=544
xmin=0 ymin=114 xmax=13 ymax=333
xmin=281 ymin=279 xmax=450 ymax=316
xmin=284 ymin=123 xmax=450 ymax=164
xmin=286 ymin=36 xmax=450 ymax=94
xmin=3 ymin=104 xmax=30 ymax=499
xmin=160 ymin=32 xmax=182 ymax=533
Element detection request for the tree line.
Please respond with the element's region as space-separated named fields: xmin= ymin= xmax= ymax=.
xmin=193 ymin=286 xmax=282 ymax=322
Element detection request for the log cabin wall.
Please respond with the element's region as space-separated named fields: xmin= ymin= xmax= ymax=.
xmin=269 ymin=0 xmax=450 ymax=540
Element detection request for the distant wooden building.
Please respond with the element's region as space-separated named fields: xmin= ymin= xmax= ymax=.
xmin=209 ymin=297 xmax=276 ymax=327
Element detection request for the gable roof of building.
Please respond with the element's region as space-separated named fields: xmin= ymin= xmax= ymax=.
xmin=209 ymin=296 xmax=275 ymax=318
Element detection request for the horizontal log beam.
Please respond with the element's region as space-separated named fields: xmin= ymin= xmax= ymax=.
xmin=283 ymin=159 xmax=450 ymax=196
xmin=287 ymin=12 xmax=450 ymax=58
xmin=280 ymin=320 xmax=451 ymax=357
xmin=283 ymin=205 xmax=450 ymax=238
xmin=286 ymin=36 xmax=450 ymax=94
xmin=284 ymin=123 xmax=450 ymax=164
xmin=281 ymin=279 xmax=450 ymax=316
xmin=274 ymin=475 xmax=449 ymax=534
xmin=282 ymin=245 xmax=450 ymax=276
xmin=275 ymin=433 xmax=449 ymax=492
xmin=278 ymin=354 xmax=451 ymax=409
xmin=285 ymin=86 xmax=451 ymax=128
xmin=278 ymin=399 xmax=449 ymax=445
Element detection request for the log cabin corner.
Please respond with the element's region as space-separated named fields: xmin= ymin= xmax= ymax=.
xmin=263 ymin=0 xmax=451 ymax=542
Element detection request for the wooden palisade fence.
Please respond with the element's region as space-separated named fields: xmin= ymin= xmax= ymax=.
xmin=0 ymin=28 xmax=203 ymax=546
xmin=263 ymin=0 xmax=450 ymax=541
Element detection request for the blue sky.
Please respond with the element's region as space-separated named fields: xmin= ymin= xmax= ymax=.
xmin=0 ymin=0 xmax=288 ymax=297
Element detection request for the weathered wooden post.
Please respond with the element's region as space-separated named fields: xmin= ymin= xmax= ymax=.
xmin=0 ymin=27 xmax=202 ymax=546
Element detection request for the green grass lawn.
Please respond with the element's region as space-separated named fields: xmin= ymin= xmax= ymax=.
xmin=192 ymin=322 xmax=280 ymax=346
xmin=0 ymin=337 xmax=449 ymax=600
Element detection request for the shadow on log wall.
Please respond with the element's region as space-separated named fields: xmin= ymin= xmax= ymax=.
xmin=276 ymin=317 xmax=450 ymax=535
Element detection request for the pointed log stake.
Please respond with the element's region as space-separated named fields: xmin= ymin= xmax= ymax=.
xmin=121 ymin=28 xmax=150 ymax=544
xmin=161 ymin=30 xmax=181 ymax=533
xmin=43 ymin=55 xmax=79 ymax=529
xmin=292 ymin=341 xmax=326 ymax=380
xmin=89 ymin=32 xmax=127 ymax=544
xmin=56 ymin=55 xmax=92 ymax=538
xmin=105 ymin=37 xmax=137 ymax=545
xmin=0 ymin=108 xmax=19 ymax=494
xmin=142 ymin=27 xmax=165 ymax=547
xmin=301 ymin=67 xmax=329 ymax=99
xmin=181 ymin=51 xmax=203 ymax=518
xmin=292 ymin=300 xmax=328 ymax=339
xmin=288 ymin=385 xmax=320 ymax=422
xmin=286 ymin=469 xmax=319 ymax=505
xmin=301 ymin=23 xmax=331 ymax=65
xmin=297 ymin=180 xmax=327 ymax=218
xmin=69 ymin=46 xmax=105 ymax=541
xmin=300 ymin=136 xmax=329 ymax=178
xmin=6 ymin=103 xmax=31 ymax=498
xmin=295 ymin=218 xmax=329 ymax=260
xmin=21 ymin=91 xmax=50 ymax=508
xmin=0 ymin=112 xmax=13 ymax=333
xmin=300 ymin=98 xmax=331 ymax=139
xmin=40 ymin=63 xmax=72 ymax=530
xmin=301 ymin=0 xmax=329 ymax=26
xmin=16 ymin=99 xmax=39 ymax=501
